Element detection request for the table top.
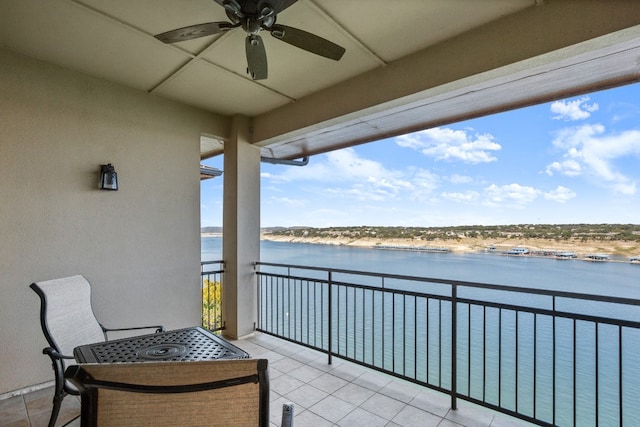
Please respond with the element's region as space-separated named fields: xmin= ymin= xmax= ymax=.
xmin=73 ymin=326 xmax=249 ymax=363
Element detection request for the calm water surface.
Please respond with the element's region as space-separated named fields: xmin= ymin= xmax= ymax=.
xmin=202 ymin=237 xmax=639 ymax=298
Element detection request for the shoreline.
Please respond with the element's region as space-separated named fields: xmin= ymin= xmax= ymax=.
xmin=258 ymin=234 xmax=640 ymax=260
xmin=201 ymin=232 xmax=640 ymax=260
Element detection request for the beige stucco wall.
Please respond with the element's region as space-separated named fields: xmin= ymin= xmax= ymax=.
xmin=0 ymin=48 xmax=227 ymax=394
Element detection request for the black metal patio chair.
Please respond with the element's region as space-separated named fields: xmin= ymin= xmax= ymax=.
xmin=30 ymin=274 xmax=164 ymax=427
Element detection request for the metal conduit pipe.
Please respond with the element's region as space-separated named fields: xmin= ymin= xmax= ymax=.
xmin=260 ymin=156 xmax=309 ymax=166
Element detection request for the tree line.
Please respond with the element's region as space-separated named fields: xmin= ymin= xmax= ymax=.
xmin=262 ymin=224 xmax=640 ymax=242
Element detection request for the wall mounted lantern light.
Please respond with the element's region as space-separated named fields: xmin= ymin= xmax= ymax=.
xmin=99 ymin=164 xmax=118 ymax=191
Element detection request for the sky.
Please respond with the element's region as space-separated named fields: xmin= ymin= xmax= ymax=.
xmin=201 ymin=83 xmax=640 ymax=228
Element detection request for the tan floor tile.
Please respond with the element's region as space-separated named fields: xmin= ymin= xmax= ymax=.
xmin=337 ymin=407 xmax=388 ymax=427
xmin=0 ymin=395 xmax=29 ymax=427
xmin=361 ymin=393 xmax=406 ymax=420
xmin=291 ymin=409 xmax=334 ymax=427
xmin=309 ymin=372 xmax=348 ymax=394
xmin=284 ymin=384 xmax=328 ymax=409
xmin=308 ymin=395 xmax=356 ymax=423
xmin=22 ymin=387 xmax=79 ymax=427
xmin=391 ymin=405 xmax=443 ymax=427
xmin=333 ymin=382 xmax=375 ymax=406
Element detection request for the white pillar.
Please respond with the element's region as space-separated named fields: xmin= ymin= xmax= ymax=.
xmin=222 ymin=115 xmax=261 ymax=339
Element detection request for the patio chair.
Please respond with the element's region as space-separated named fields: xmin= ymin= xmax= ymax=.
xmin=64 ymin=359 xmax=270 ymax=427
xmin=30 ymin=274 xmax=164 ymax=427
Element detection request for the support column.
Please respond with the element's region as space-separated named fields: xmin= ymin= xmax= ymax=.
xmin=222 ymin=115 xmax=260 ymax=339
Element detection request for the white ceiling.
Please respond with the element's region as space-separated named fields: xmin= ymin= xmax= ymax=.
xmin=2 ymin=0 xmax=640 ymax=160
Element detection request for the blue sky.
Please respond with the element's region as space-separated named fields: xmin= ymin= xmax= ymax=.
xmin=201 ymin=83 xmax=640 ymax=228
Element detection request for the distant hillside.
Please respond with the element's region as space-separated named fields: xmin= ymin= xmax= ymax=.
xmin=203 ymin=224 xmax=640 ymax=256
xmin=262 ymin=224 xmax=640 ymax=242
xmin=201 ymin=226 xmax=222 ymax=234
xmin=204 ymin=224 xmax=640 ymax=242
xmin=258 ymin=224 xmax=640 ymax=257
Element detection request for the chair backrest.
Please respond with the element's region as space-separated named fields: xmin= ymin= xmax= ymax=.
xmin=65 ymin=359 xmax=270 ymax=427
xmin=31 ymin=275 xmax=106 ymax=361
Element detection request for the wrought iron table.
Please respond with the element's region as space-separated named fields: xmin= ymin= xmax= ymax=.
xmin=73 ymin=326 xmax=249 ymax=363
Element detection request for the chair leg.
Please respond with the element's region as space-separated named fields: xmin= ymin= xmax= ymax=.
xmin=48 ymin=390 xmax=64 ymax=427
xmin=45 ymin=350 xmax=67 ymax=427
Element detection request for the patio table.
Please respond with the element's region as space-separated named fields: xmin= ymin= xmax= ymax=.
xmin=73 ymin=326 xmax=249 ymax=363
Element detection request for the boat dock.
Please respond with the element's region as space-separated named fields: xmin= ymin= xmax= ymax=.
xmin=488 ymin=246 xmax=639 ymax=263
xmin=375 ymin=245 xmax=451 ymax=253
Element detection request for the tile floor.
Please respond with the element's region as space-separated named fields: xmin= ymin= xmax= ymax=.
xmin=1 ymin=332 xmax=533 ymax=427
xmin=0 ymin=385 xmax=80 ymax=427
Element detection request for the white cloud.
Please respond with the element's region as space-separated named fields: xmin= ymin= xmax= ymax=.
xmin=544 ymin=160 xmax=582 ymax=177
xmin=260 ymin=172 xmax=291 ymax=183
xmin=441 ymin=191 xmax=480 ymax=203
xmin=263 ymin=148 xmax=399 ymax=185
xmin=448 ymin=174 xmax=473 ymax=184
xmin=325 ymin=149 xmax=391 ymax=180
xmin=326 ymin=183 xmax=396 ymax=202
xmin=442 ymin=185 xmax=574 ymax=206
xmin=395 ymin=127 xmax=501 ymax=164
xmin=550 ymin=96 xmax=599 ymax=121
xmin=483 ymin=184 xmax=541 ymax=208
xmin=543 ymin=186 xmax=576 ymax=203
xmin=264 ymin=148 xmax=441 ymax=204
xmin=322 ymin=149 xmax=416 ymax=201
xmin=268 ymin=196 xmax=307 ymax=208
xmin=409 ymin=169 xmax=440 ymax=200
xmin=544 ymin=124 xmax=640 ymax=194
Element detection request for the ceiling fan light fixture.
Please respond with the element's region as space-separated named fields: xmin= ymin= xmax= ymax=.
xmin=223 ymin=0 xmax=243 ymax=17
xmin=244 ymin=18 xmax=262 ymax=34
xmin=260 ymin=4 xmax=275 ymax=19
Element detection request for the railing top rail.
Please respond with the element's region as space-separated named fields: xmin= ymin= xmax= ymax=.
xmin=255 ymin=261 xmax=640 ymax=307
xmin=201 ymin=260 xmax=224 ymax=266
xmin=257 ymin=270 xmax=454 ymax=301
xmin=201 ymin=260 xmax=224 ymax=274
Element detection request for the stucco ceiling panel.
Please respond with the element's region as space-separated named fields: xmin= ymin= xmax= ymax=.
xmin=153 ymin=59 xmax=291 ymax=116
xmin=76 ymin=0 xmax=228 ymax=55
xmin=319 ymin=0 xmax=535 ymax=62
xmin=0 ymin=0 xmax=193 ymax=91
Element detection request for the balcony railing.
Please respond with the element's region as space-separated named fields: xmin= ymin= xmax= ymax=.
xmin=255 ymin=261 xmax=640 ymax=427
xmin=201 ymin=260 xmax=224 ymax=332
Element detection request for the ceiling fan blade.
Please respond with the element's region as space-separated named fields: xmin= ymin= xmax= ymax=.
xmin=270 ymin=24 xmax=345 ymax=61
xmin=154 ymin=22 xmax=234 ymax=43
xmin=245 ymin=35 xmax=268 ymax=80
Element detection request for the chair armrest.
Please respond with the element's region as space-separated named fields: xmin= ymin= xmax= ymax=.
xmin=43 ymin=347 xmax=74 ymax=360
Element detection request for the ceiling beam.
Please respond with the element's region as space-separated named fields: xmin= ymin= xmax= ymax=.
xmin=251 ymin=0 xmax=640 ymax=158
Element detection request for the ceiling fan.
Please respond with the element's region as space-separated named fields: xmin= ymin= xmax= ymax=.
xmin=154 ymin=0 xmax=346 ymax=80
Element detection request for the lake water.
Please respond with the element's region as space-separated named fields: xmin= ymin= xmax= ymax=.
xmin=202 ymin=237 xmax=640 ymax=426
xmin=203 ymin=237 xmax=640 ymax=298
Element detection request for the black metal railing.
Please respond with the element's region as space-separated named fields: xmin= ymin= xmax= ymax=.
xmin=255 ymin=261 xmax=640 ymax=427
xmin=201 ymin=260 xmax=224 ymax=332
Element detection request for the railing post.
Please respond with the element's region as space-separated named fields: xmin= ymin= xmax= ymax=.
xmin=451 ymin=284 xmax=457 ymax=411
xmin=328 ymin=271 xmax=333 ymax=365
xmin=552 ymin=295 xmax=556 ymax=427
